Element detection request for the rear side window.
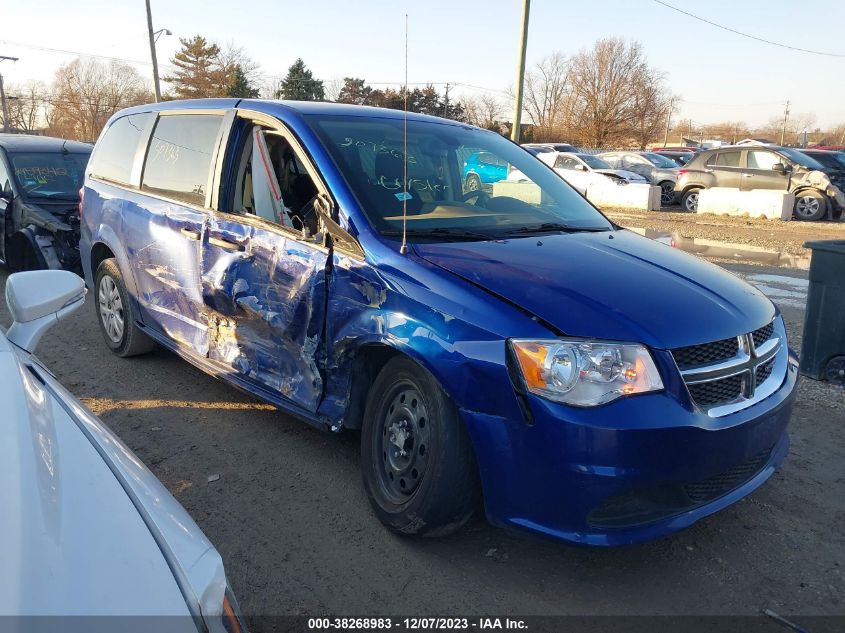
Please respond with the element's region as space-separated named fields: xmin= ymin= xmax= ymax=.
xmin=714 ymin=151 xmax=741 ymax=167
xmin=89 ymin=112 xmax=153 ymax=184
xmin=142 ymin=114 xmax=223 ymax=206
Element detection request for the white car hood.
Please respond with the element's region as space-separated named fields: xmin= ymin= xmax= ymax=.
xmin=594 ymin=168 xmax=647 ymax=182
xmin=0 ymin=339 xmax=191 ymax=617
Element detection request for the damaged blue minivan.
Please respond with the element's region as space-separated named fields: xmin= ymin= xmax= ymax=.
xmin=80 ymin=99 xmax=798 ymax=545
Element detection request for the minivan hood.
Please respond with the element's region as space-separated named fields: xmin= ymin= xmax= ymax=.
xmin=413 ymin=230 xmax=775 ymax=350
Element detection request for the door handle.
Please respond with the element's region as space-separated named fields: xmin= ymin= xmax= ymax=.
xmin=180 ymin=228 xmax=201 ymax=240
xmin=742 ymin=174 xmax=754 ymax=178
xmin=208 ymin=236 xmax=245 ymax=252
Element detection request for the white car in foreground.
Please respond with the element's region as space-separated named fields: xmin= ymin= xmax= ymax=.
xmin=511 ymin=151 xmax=647 ymax=194
xmin=0 ymin=270 xmax=246 ymax=632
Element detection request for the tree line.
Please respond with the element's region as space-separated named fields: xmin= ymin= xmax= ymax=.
xmin=1 ymin=34 xmax=840 ymax=148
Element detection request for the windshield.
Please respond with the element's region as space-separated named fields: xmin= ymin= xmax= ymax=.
xmin=578 ymin=154 xmax=611 ymax=169
xmin=308 ymin=115 xmax=613 ymax=238
xmin=781 ymin=148 xmax=826 ymax=171
xmin=9 ymin=151 xmax=90 ymax=200
xmin=642 ymin=152 xmax=678 ymax=169
xmin=833 ymin=153 xmax=845 ymax=168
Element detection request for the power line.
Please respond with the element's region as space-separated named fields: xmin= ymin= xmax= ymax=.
xmin=0 ymin=39 xmax=175 ymax=70
xmin=651 ymin=0 xmax=845 ymax=58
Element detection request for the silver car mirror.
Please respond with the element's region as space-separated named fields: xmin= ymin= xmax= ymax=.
xmin=5 ymin=270 xmax=86 ymax=352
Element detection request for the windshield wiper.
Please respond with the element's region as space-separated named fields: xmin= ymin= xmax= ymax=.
xmin=381 ymin=228 xmax=496 ymax=241
xmin=500 ymin=222 xmax=611 ymax=235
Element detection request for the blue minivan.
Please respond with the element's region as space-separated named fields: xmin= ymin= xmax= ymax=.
xmin=80 ymin=99 xmax=798 ymax=545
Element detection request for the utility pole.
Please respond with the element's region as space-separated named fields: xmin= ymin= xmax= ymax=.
xmin=443 ymin=82 xmax=450 ymax=118
xmin=780 ymin=100 xmax=790 ymax=146
xmin=663 ymin=97 xmax=674 ymax=146
xmin=145 ymin=0 xmax=162 ymax=102
xmin=0 ymin=55 xmax=19 ymax=134
xmin=510 ymin=0 xmax=530 ymax=143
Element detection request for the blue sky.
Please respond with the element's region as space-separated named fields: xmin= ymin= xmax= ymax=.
xmin=2 ymin=0 xmax=843 ymax=128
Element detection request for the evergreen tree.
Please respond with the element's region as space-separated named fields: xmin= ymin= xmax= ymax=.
xmin=164 ymin=35 xmax=229 ymax=98
xmin=228 ymin=64 xmax=260 ymax=98
xmin=336 ymin=77 xmax=372 ymax=105
xmin=275 ymin=59 xmax=325 ymax=101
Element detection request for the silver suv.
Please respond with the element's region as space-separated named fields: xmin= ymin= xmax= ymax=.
xmin=674 ymin=146 xmax=845 ymax=221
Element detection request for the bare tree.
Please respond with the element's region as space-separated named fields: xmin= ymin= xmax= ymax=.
xmin=463 ymin=93 xmax=503 ymax=130
xmin=48 ymin=58 xmax=151 ymax=142
xmin=521 ymin=52 xmax=569 ymax=135
xmin=630 ymin=70 xmax=672 ymax=149
xmin=1 ymin=81 xmax=47 ymax=132
xmin=566 ymin=39 xmax=654 ymax=148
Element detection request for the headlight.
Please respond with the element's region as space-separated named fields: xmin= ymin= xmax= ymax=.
xmin=510 ymin=339 xmax=663 ymax=406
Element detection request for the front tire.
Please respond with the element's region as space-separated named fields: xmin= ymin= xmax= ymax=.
xmin=794 ymin=190 xmax=827 ymax=221
xmin=94 ymin=258 xmax=156 ymax=357
xmin=361 ymin=356 xmax=479 ymax=537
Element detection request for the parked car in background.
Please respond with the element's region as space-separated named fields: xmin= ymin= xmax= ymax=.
xmin=655 ymin=150 xmax=695 ymax=167
xmin=462 ymin=151 xmax=508 ymax=191
xmin=81 ymin=100 xmax=797 ymax=546
xmin=0 ymin=270 xmax=246 ymax=628
xmin=652 ymin=146 xmax=700 ymax=153
xmin=799 ymin=149 xmax=845 ymax=173
xmin=522 ymin=142 xmax=579 ymax=154
xmin=597 ymin=151 xmax=679 ymax=205
xmin=510 ymin=151 xmax=647 ymax=194
xmin=675 ymin=145 xmax=845 ymax=220
xmin=809 ymin=145 xmax=845 ymax=152
xmin=0 ymin=135 xmax=92 ymax=272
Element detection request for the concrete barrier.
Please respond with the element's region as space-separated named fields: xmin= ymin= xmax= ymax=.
xmin=585 ymin=183 xmax=661 ymax=211
xmin=697 ymin=188 xmax=794 ymax=220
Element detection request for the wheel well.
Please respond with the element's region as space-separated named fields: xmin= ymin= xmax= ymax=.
xmin=343 ymin=344 xmax=405 ymax=430
xmin=90 ymin=242 xmax=115 ymax=276
xmin=682 ymin=185 xmax=703 ymax=194
xmin=5 ymin=231 xmax=44 ymax=271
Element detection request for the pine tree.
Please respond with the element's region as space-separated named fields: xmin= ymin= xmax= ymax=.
xmin=275 ymin=59 xmax=325 ymax=101
xmin=336 ymin=77 xmax=372 ymax=105
xmin=164 ymin=35 xmax=228 ymax=98
xmin=228 ymin=64 xmax=260 ymax=98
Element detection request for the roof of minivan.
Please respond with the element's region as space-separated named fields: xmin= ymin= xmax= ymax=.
xmin=0 ymin=134 xmax=92 ymax=153
xmin=114 ymin=98 xmax=468 ymax=126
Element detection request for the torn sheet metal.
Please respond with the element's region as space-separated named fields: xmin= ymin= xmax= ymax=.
xmin=201 ymin=217 xmax=327 ymax=413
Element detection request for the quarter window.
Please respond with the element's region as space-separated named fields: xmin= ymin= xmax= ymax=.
xmin=88 ymin=112 xmax=153 ymax=185
xmin=141 ymin=114 xmax=223 ymax=206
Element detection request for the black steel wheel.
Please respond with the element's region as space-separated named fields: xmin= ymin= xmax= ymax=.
xmin=361 ymin=356 xmax=479 ymax=537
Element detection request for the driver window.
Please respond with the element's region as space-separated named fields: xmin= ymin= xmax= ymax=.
xmin=231 ymin=123 xmax=320 ymax=234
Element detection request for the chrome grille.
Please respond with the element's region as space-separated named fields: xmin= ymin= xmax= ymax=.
xmin=688 ymin=374 xmax=743 ymax=407
xmin=752 ymin=322 xmax=774 ymax=348
xmin=672 ymin=318 xmax=786 ymax=417
xmin=673 ymin=336 xmax=739 ymax=369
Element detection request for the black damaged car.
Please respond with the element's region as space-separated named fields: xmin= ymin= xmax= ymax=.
xmin=0 ymin=134 xmax=91 ymax=272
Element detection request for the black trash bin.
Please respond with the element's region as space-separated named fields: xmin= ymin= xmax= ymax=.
xmin=800 ymin=240 xmax=845 ymax=384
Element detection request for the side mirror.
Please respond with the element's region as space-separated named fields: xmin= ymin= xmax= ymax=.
xmin=772 ymin=163 xmax=787 ymax=175
xmin=5 ymin=270 xmax=86 ymax=352
xmin=574 ymin=164 xmax=588 ymax=172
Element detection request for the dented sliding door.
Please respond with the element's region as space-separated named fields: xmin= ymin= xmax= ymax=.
xmin=201 ymin=214 xmax=328 ymax=412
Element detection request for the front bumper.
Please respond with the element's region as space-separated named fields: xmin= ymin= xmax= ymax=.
xmin=461 ymin=349 xmax=799 ymax=546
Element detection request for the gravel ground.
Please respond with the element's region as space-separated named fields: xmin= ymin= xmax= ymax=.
xmin=1 ymin=256 xmax=843 ymax=627
xmin=604 ymin=209 xmax=845 ymax=258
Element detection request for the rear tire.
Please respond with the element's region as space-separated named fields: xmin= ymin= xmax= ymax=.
xmin=682 ymin=187 xmax=702 ymax=212
xmin=94 ymin=258 xmax=156 ymax=357
xmin=793 ymin=190 xmax=827 ymax=221
xmin=659 ymin=181 xmax=676 ymax=206
xmin=361 ymin=356 xmax=479 ymax=537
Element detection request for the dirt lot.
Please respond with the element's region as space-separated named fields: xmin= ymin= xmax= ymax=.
xmin=2 ymin=245 xmax=844 ymax=626
xmin=605 ymin=208 xmax=845 ymax=260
